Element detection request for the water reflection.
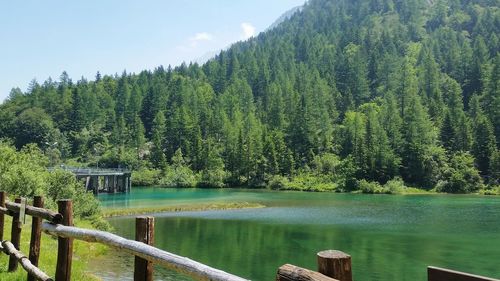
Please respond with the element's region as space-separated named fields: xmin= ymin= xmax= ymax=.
xmin=93 ymin=189 xmax=500 ymax=281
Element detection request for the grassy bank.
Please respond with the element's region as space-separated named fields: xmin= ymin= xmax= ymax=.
xmin=103 ymin=202 xmax=265 ymax=218
xmin=0 ymin=216 xmax=106 ymax=281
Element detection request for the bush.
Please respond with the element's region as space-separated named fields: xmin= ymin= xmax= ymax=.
xmin=199 ymin=167 xmax=227 ymax=188
xmin=0 ymin=144 xmax=48 ymax=196
xmin=284 ymin=172 xmax=337 ymax=191
xmin=0 ymin=142 xmax=108 ymax=229
xmin=46 ymin=170 xmax=101 ymax=219
xmin=358 ymin=180 xmax=388 ymax=194
xmin=160 ymin=165 xmax=199 ymax=188
xmin=311 ymin=153 xmax=341 ymax=178
xmin=383 ymin=178 xmax=406 ymax=194
xmin=132 ymin=169 xmax=161 ymax=186
xmin=437 ymin=152 xmax=483 ymax=193
xmin=267 ymin=175 xmax=290 ymax=190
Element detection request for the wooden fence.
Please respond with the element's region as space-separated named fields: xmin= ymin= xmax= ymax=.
xmin=0 ymin=192 xmax=248 ymax=281
xmin=0 ymin=192 xmax=498 ymax=281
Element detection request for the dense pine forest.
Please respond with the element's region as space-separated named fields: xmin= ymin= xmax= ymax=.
xmin=1 ymin=0 xmax=499 ymax=193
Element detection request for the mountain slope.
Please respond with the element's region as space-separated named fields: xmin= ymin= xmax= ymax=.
xmin=1 ymin=0 xmax=499 ymax=192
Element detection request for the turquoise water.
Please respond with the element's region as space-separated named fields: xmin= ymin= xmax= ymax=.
xmin=94 ymin=188 xmax=500 ymax=281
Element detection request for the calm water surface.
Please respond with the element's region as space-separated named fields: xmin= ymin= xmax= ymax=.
xmin=93 ymin=188 xmax=500 ymax=281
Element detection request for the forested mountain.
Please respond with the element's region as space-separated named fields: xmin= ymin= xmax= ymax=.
xmin=1 ymin=0 xmax=499 ymax=192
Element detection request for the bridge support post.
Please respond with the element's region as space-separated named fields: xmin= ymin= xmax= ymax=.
xmin=113 ymin=175 xmax=117 ymax=193
xmin=134 ymin=216 xmax=154 ymax=281
xmin=91 ymin=176 xmax=99 ymax=195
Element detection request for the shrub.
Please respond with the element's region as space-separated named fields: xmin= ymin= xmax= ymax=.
xmin=267 ymin=175 xmax=290 ymax=190
xmin=132 ymin=169 xmax=161 ymax=186
xmin=160 ymin=165 xmax=199 ymax=188
xmin=0 ymin=142 xmax=108 ymax=229
xmin=358 ymin=180 xmax=387 ymax=194
xmin=437 ymin=152 xmax=483 ymax=193
xmin=46 ymin=170 xmax=101 ymax=219
xmin=199 ymin=167 xmax=227 ymax=188
xmin=383 ymin=178 xmax=406 ymax=194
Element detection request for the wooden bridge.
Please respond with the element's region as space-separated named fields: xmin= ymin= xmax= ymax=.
xmin=50 ymin=167 xmax=132 ymax=194
xmin=0 ymin=192 xmax=498 ymax=281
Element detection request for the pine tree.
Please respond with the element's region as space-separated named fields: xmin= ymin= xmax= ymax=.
xmin=419 ymin=49 xmax=444 ymax=122
xmin=397 ymin=57 xmax=419 ymax=120
xmin=483 ymin=54 xmax=500 ymax=146
xmin=401 ymin=94 xmax=437 ymax=186
xmin=472 ymin=114 xmax=496 ymax=177
xmin=361 ymin=103 xmax=399 ymax=182
xmin=380 ymin=92 xmax=403 ymax=153
xmin=150 ymin=111 xmax=167 ymax=168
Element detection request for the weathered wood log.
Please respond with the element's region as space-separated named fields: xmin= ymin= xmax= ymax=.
xmin=0 ymin=240 xmax=53 ymax=281
xmin=9 ymin=198 xmax=22 ymax=272
xmin=28 ymin=196 xmax=44 ymax=281
xmin=5 ymin=201 xmax=62 ymax=224
xmin=56 ymin=200 xmax=73 ymax=281
xmin=0 ymin=206 xmax=12 ymax=216
xmin=0 ymin=192 xmax=5 ymax=240
xmin=317 ymin=250 xmax=352 ymax=281
xmin=428 ymin=266 xmax=500 ymax=281
xmin=42 ymin=222 xmax=249 ymax=281
xmin=134 ymin=216 xmax=154 ymax=281
xmin=276 ymin=264 xmax=339 ymax=281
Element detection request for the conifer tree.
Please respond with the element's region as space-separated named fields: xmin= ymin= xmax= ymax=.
xmin=150 ymin=111 xmax=167 ymax=169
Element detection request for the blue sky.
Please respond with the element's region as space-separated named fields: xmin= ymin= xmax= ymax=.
xmin=0 ymin=0 xmax=305 ymax=102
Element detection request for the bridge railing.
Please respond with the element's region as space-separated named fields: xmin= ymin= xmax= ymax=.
xmin=0 ymin=192 xmax=248 ymax=281
xmin=49 ymin=166 xmax=131 ymax=174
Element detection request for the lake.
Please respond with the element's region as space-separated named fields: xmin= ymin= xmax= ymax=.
xmin=93 ymin=188 xmax=500 ymax=281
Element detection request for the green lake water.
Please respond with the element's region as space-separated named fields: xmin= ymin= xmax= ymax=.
xmin=94 ymin=188 xmax=500 ymax=281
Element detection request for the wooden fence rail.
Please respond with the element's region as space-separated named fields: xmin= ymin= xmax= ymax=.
xmin=0 ymin=192 xmax=249 ymax=281
xmin=41 ymin=222 xmax=249 ymax=281
xmin=0 ymin=240 xmax=52 ymax=281
xmin=428 ymin=267 xmax=500 ymax=281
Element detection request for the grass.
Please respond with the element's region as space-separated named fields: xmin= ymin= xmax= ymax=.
xmin=102 ymin=201 xmax=265 ymax=218
xmin=0 ymin=215 xmax=107 ymax=281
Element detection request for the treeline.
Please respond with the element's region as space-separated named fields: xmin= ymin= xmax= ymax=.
xmin=0 ymin=0 xmax=499 ymax=193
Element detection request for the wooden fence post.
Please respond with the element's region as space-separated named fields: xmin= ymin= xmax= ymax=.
xmin=317 ymin=250 xmax=353 ymax=281
xmin=56 ymin=200 xmax=73 ymax=281
xmin=8 ymin=198 xmax=23 ymax=271
xmin=134 ymin=216 xmax=154 ymax=281
xmin=0 ymin=191 xmax=5 ymax=241
xmin=28 ymin=196 xmax=44 ymax=281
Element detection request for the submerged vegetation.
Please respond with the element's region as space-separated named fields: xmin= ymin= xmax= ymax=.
xmin=102 ymin=202 xmax=265 ymax=218
xmin=0 ymin=0 xmax=499 ymax=194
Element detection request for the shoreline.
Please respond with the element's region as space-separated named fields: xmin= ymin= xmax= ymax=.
xmin=102 ymin=201 xmax=266 ymax=218
xmin=128 ymin=185 xmax=499 ymax=195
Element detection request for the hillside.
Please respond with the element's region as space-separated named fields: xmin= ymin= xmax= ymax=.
xmin=0 ymin=0 xmax=499 ymax=192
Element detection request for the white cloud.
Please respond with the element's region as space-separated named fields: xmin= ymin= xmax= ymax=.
xmin=190 ymin=32 xmax=213 ymax=42
xmin=186 ymin=32 xmax=214 ymax=48
xmin=241 ymin=22 xmax=256 ymax=40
